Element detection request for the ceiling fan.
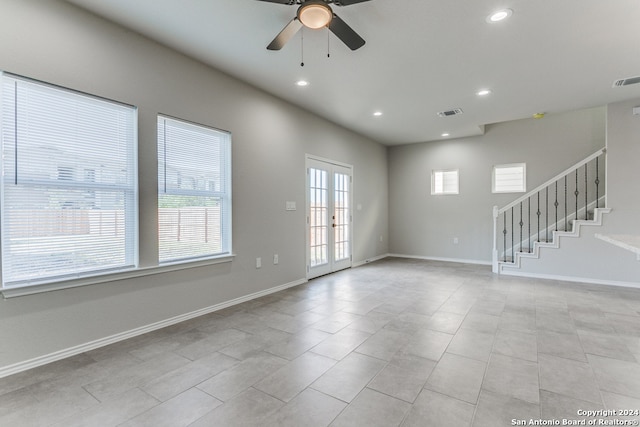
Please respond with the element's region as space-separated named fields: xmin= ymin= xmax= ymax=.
xmin=257 ymin=0 xmax=371 ymax=51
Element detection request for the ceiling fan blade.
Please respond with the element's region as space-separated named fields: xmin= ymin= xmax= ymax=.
xmin=328 ymin=14 xmax=365 ymax=50
xmin=267 ymin=18 xmax=303 ymax=50
xmin=333 ymin=0 xmax=372 ymax=5
xmin=255 ymin=0 xmax=296 ymax=4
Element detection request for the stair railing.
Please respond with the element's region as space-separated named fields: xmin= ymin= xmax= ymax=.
xmin=492 ymin=148 xmax=606 ymax=273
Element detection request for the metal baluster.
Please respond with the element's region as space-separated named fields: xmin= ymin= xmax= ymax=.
xmin=503 ymin=211 xmax=507 ymax=262
xmin=564 ymin=176 xmax=568 ymax=232
xmin=537 ymin=192 xmax=541 ymax=246
xmin=554 ymin=181 xmax=559 ymax=232
xmin=584 ymin=164 xmax=588 ymax=220
xmin=511 ymin=206 xmax=514 ymax=262
xmin=519 ymin=202 xmax=523 ymax=254
xmin=574 ymin=169 xmax=579 ymax=224
xmin=528 ymin=197 xmax=531 ymax=252
xmin=546 ymin=187 xmax=549 ymax=242
xmin=595 ymin=157 xmax=600 ymax=209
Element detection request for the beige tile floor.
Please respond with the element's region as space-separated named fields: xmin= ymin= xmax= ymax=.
xmin=1 ymin=257 xmax=640 ymax=426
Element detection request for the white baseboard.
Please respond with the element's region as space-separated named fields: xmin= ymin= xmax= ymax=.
xmin=352 ymin=253 xmax=390 ymax=268
xmin=499 ymin=269 xmax=640 ymax=289
xmin=0 ymin=278 xmax=307 ymax=379
xmin=388 ymin=253 xmax=492 ymax=266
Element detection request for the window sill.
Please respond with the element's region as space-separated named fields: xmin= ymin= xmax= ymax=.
xmin=0 ymin=254 xmax=235 ymax=299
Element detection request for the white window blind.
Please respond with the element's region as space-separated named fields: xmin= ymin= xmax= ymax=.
xmin=432 ymin=169 xmax=459 ymax=195
xmin=493 ymin=163 xmax=526 ymax=193
xmin=0 ymin=73 xmax=138 ymax=288
xmin=157 ymin=115 xmax=231 ymax=263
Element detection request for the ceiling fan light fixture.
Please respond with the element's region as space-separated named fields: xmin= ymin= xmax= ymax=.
xmin=298 ymin=2 xmax=333 ymax=29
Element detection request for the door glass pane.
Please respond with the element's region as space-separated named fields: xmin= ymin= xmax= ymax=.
xmin=309 ymin=168 xmax=328 ymax=267
xmin=334 ymin=172 xmax=350 ymax=262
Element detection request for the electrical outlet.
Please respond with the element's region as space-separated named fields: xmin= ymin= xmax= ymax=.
xmin=273 ymin=254 xmax=279 ymax=265
xmin=256 ymin=257 xmax=261 ymax=268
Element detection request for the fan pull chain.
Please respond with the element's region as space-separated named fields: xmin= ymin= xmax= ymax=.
xmin=300 ymin=28 xmax=304 ymax=67
xmin=327 ymin=29 xmax=331 ymax=58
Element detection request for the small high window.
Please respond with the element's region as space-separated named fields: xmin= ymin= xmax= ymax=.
xmin=493 ymin=163 xmax=526 ymax=193
xmin=432 ymin=169 xmax=459 ymax=195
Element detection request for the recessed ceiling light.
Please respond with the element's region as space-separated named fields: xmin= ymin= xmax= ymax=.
xmin=477 ymin=89 xmax=492 ymax=96
xmin=441 ymin=133 xmax=450 ymax=137
xmin=487 ymin=8 xmax=512 ymax=23
xmin=296 ymin=80 xmax=309 ymax=87
xmin=373 ymin=111 xmax=383 ymax=117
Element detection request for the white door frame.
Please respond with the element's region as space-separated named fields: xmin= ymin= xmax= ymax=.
xmin=305 ymin=154 xmax=353 ymax=279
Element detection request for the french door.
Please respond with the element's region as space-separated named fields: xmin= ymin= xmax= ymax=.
xmin=306 ymin=156 xmax=353 ymax=279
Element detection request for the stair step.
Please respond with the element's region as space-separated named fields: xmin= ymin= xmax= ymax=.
xmin=496 ymin=208 xmax=611 ymax=273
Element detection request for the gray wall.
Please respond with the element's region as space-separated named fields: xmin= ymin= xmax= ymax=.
xmin=606 ymin=98 xmax=640 ymax=223
xmin=388 ymin=107 xmax=606 ymax=263
xmin=0 ymin=0 xmax=388 ymax=369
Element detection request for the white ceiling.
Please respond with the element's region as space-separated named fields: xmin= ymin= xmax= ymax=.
xmin=66 ymin=0 xmax=640 ymax=146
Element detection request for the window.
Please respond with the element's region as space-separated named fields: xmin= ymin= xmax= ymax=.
xmin=0 ymin=73 xmax=138 ymax=289
xmin=432 ymin=169 xmax=459 ymax=195
xmin=157 ymin=115 xmax=231 ymax=263
xmin=493 ymin=163 xmax=526 ymax=193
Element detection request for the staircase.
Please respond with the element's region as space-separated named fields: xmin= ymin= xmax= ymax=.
xmin=492 ymin=148 xmax=608 ymax=274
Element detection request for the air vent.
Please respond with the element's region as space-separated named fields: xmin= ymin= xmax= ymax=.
xmin=437 ymin=108 xmax=463 ymax=117
xmin=613 ymin=76 xmax=640 ymax=87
